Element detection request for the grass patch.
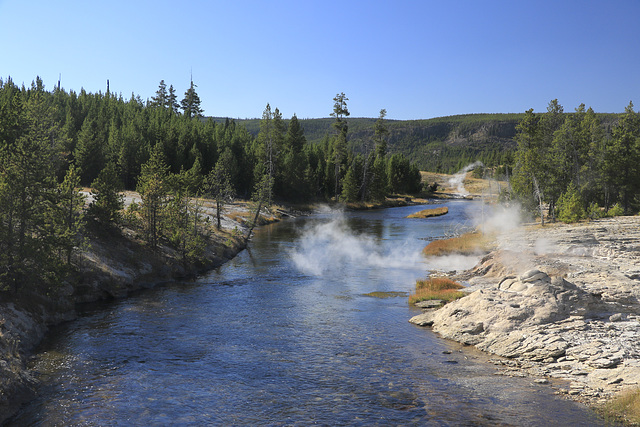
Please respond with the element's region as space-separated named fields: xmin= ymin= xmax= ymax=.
xmin=363 ymin=291 xmax=408 ymax=298
xmin=407 ymin=207 xmax=449 ymax=218
xmin=408 ymin=277 xmax=466 ymax=305
xmin=226 ymin=211 xmax=250 ymax=224
xmin=422 ymin=232 xmax=491 ymax=257
xmin=599 ymin=388 xmax=640 ymax=425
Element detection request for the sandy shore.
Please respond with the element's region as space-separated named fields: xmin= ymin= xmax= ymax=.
xmin=411 ymin=215 xmax=640 ymax=406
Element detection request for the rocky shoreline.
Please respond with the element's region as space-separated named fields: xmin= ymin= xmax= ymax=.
xmin=411 ymin=216 xmax=640 ymax=407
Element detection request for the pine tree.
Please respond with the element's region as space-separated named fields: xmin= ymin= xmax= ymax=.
xmin=557 ymin=182 xmax=585 ymax=223
xmin=374 ymin=108 xmax=389 ymax=158
xmin=341 ymin=165 xmax=359 ymax=202
xmin=608 ymin=101 xmax=640 ymax=212
xmin=164 ymin=167 xmax=206 ymax=267
xmin=330 ymin=92 xmax=349 ymax=199
xmin=362 ymin=108 xmax=388 ymax=201
xmin=137 ymin=144 xmax=170 ymax=247
xmin=280 ymin=114 xmax=308 ymax=200
xmin=55 ymin=165 xmax=86 ymax=265
xmin=74 ymin=116 xmax=105 ymax=185
xmin=180 ymin=79 xmax=204 ymax=119
xmin=167 ymin=84 xmax=180 ymax=113
xmin=88 ymin=162 xmax=124 ymax=226
xmin=254 ymin=104 xmax=284 ymax=205
xmin=206 ymin=160 xmax=235 ymax=229
xmin=150 ymin=80 xmax=168 ymax=108
xmin=368 ymin=154 xmax=388 ymax=202
xmin=0 ymin=79 xmax=65 ymax=292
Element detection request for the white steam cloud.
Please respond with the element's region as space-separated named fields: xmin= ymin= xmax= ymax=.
xmin=289 ymin=211 xmax=425 ymax=277
xmin=448 ymin=161 xmax=484 ymax=196
xmin=476 ymin=203 xmax=523 ymax=235
xmin=423 ymin=254 xmax=483 ymax=272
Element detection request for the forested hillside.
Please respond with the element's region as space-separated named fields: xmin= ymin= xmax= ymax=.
xmin=222 ymin=112 xmax=623 ymax=175
xmin=213 ymin=114 xmax=522 ymax=173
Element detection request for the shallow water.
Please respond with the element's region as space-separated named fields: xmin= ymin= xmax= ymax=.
xmin=9 ymin=201 xmax=605 ymax=425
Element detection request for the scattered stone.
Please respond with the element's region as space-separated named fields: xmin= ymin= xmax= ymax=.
xmin=534 ymin=378 xmax=549 ymax=384
xmin=520 ymin=269 xmax=550 ymax=283
xmin=409 ymin=312 xmax=434 ymax=327
xmin=609 ymin=313 xmax=623 ymax=322
xmin=415 ymin=300 xmax=443 ymax=309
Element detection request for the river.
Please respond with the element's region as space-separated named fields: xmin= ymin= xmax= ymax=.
xmin=8 ymin=201 xmax=605 ymax=426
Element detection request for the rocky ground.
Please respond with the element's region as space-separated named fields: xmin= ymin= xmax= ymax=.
xmin=411 ymin=215 xmax=640 ymax=406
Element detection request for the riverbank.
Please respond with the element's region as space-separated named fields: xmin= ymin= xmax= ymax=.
xmin=0 ymin=198 xmax=288 ymax=423
xmin=410 ymin=216 xmax=640 ymax=412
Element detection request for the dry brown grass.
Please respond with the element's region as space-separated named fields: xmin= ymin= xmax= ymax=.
xmin=226 ymin=211 xmax=251 ymax=224
xmin=407 ymin=207 xmax=449 ymax=218
xmin=420 ymin=171 xmax=504 ymax=198
xmin=599 ymin=388 xmax=640 ymax=425
xmin=409 ymin=277 xmax=466 ymax=304
xmin=422 ymin=232 xmax=491 ymax=257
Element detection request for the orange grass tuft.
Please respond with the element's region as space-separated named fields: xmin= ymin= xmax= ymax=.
xmin=422 ymin=232 xmax=490 ymax=257
xmin=407 ymin=207 xmax=449 ymax=219
xmin=599 ymin=387 xmax=640 ymax=425
xmin=408 ymin=277 xmax=466 ymax=304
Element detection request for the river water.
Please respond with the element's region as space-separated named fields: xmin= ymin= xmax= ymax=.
xmin=9 ymin=201 xmax=605 ymax=426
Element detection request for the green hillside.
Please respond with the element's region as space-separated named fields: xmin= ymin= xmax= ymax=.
xmin=209 ymin=112 xmax=622 ymax=174
xmin=210 ymin=114 xmax=522 ymax=173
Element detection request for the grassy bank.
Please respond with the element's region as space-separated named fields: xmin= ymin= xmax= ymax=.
xmin=409 ymin=277 xmax=466 ymax=305
xmin=422 ymin=232 xmax=491 ymax=256
xmin=599 ymin=388 xmax=640 ymax=425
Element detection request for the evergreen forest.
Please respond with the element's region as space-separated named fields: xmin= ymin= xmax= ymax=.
xmin=510 ymin=99 xmax=640 ymax=223
xmin=2 ymin=75 xmax=639 ymax=294
xmin=0 ymin=77 xmax=421 ymax=293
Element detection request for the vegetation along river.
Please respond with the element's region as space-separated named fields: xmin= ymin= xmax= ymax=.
xmin=8 ymin=201 xmax=605 ymax=425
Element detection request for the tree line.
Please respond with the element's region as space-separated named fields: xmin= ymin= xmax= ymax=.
xmin=511 ymin=99 xmax=640 ymax=222
xmin=0 ymin=76 xmax=421 ymax=294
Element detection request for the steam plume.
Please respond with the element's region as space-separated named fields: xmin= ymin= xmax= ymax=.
xmin=289 ymin=211 xmax=425 ymax=278
xmin=448 ymin=161 xmax=484 ymax=196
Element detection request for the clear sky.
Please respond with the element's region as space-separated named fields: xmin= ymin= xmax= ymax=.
xmin=1 ymin=0 xmax=639 ymax=120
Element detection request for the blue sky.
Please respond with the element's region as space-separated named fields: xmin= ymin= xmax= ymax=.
xmin=1 ymin=0 xmax=638 ymax=120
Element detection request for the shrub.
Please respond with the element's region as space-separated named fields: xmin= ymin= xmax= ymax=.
xmin=409 ymin=277 xmax=466 ymax=304
xmin=607 ymin=203 xmax=625 ymax=217
xmin=587 ymin=202 xmax=605 ymax=220
xmin=556 ymin=183 xmax=585 ymax=223
xmin=422 ymin=232 xmax=490 ymax=256
xmin=422 ymin=181 xmax=438 ymax=194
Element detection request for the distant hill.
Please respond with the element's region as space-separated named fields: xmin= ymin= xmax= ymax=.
xmin=208 ymin=113 xmax=619 ymax=173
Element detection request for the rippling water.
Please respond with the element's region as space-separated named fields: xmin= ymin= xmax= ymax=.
xmin=8 ymin=201 xmax=605 ymax=426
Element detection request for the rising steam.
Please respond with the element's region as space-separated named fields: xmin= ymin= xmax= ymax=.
xmin=289 ymin=211 xmax=425 ymax=277
xmin=448 ymin=161 xmax=484 ymax=196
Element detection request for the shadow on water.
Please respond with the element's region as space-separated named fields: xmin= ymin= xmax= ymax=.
xmin=8 ymin=201 xmax=608 ymax=426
